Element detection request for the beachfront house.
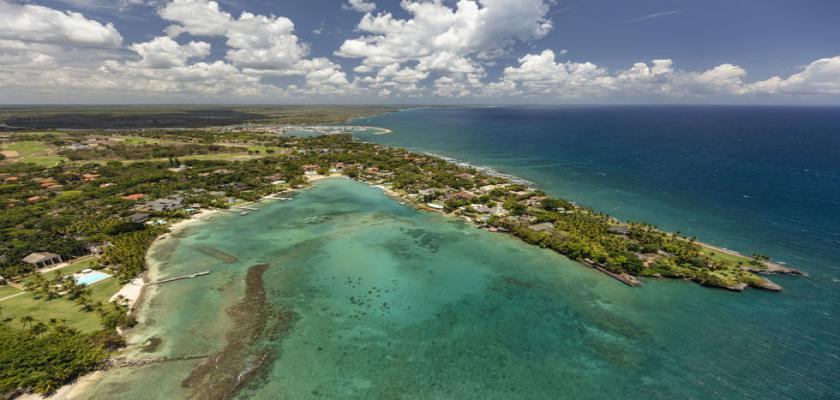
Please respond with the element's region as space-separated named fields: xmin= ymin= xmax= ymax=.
xmin=143 ymin=195 xmax=184 ymax=212
xmin=528 ymin=222 xmax=556 ymax=232
xmin=127 ymin=213 xmax=150 ymax=223
xmin=607 ymin=225 xmax=631 ymax=235
xmin=85 ymin=242 xmax=111 ymax=255
xmin=22 ymin=252 xmax=63 ymax=268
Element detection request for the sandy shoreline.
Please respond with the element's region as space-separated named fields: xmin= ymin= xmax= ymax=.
xmin=24 ymin=210 xmax=224 ymax=399
xmin=31 ymin=181 xmax=327 ymax=399
xmin=17 ymin=372 xmax=105 ymax=400
xmin=32 ymin=174 xmax=802 ymax=399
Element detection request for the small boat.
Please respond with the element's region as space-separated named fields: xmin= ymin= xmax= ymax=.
xmin=240 ymin=212 xmax=249 ymax=216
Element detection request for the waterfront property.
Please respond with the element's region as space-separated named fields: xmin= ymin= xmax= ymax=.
xmin=74 ymin=270 xmax=111 ymax=286
xmin=22 ymin=252 xmax=62 ymax=268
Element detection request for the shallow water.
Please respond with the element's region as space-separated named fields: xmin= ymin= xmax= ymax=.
xmin=84 ymin=178 xmax=838 ymax=399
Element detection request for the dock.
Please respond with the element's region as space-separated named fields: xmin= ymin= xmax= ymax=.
xmin=582 ymin=259 xmax=641 ymax=287
xmin=152 ymin=271 xmax=210 ymax=285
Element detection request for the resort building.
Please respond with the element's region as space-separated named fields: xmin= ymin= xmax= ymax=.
xmin=22 ymin=252 xmax=63 ymax=268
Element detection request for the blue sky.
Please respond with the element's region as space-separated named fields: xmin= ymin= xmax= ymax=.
xmin=1 ymin=0 xmax=839 ymax=103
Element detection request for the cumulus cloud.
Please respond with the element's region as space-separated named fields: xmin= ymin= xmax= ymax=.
xmin=129 ymin=36 xmax=210 ymax=68
xmin=750 ymin=56 xmax=840 ymax=95
xmin=337 ymin=0 xmax=553 ymax=96
xmin=0 ymin=0 xmax=123 ymax=47
xmin=159 ymin=0 xmax=309 ymax=72
xmin=155 ymin=0 xmax=356 ymax=94
xmin=1 ymin=0 xmax=839 ymax=103
xmin=487 ymin=49 xmax=754 ymax=99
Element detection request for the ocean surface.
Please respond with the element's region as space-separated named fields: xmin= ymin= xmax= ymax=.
xmin=84 ymin=107 xmax=839 ymax=399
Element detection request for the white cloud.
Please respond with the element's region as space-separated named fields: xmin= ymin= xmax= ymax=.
xmin=344 ymin=0 xmax=376 ymax=13
xmin=1 ymin=0 xmax=839 ymax=103
xmin=158 ymin=0 xmax=230 ymax=37
xmin=337 ymin=0 xmax=552 ymax=95
xmin=130 ymin=36 xmax=210 ymax=68
xmin=0 ymin=0 xmax=123 ymax=47
xmin=154 ymin=0 xmax=356 ymax=95
xmin=488 ymin=49 xmax=752 ymax=99
xmin=750 ymin=56 xmax=840 ymax=95
xmin=159 ymin=0 xmax=309 ymax=72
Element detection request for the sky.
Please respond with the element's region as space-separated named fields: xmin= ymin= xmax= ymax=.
xmin=1 ymin=0 xmax=839 ymax=104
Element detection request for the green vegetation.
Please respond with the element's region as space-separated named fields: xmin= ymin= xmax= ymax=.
xmin=0 ymin=140 xmax=64 ymax=167
xmin=0 ymin=112 xmax=797 ymax=395
xmin=0 ymin=324 xmax=108 ymax=396
xmin=0 ymin=286 xmax=21 ymax=300
xmin=0 ymin=105 xmax=398 ymax=129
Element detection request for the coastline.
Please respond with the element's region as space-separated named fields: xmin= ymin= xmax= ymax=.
xmin=26 ymin=208 xmax=227 ymax=400
xmin=382 ymin=145 xmax=806 ymax=280
xmin=17 ymin=372 xmax=105 ymax=400
xmin=697 ymin=241 xmax=805 ymax=276
xmin=49 ymin=179 xmax=332 ymax=399
xmin=48 ymin=172 xmax=802 ymax=399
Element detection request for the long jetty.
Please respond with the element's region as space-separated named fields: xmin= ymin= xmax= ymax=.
xmin=151 ymin=271 xmax=210 ymax=285
xmin=582 ymin=259 xmax=641 ymax=287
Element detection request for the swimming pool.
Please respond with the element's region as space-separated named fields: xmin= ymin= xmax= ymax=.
xmin=74 ymin=271 xmax=111 ymax=285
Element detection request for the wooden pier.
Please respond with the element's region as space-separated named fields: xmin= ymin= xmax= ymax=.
xmin=151 ymin=271 xmax=210 ymax=285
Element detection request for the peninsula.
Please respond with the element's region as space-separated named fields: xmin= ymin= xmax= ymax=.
xmin=0 ymin=109 xmax=801 ymax=397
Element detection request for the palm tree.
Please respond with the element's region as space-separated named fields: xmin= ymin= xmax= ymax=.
xmin=20 ymin=315 xmax=34 ymax=329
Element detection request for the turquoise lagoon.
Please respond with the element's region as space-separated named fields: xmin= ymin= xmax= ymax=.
xmin=82 ymin=178 xmax=834 ymax=399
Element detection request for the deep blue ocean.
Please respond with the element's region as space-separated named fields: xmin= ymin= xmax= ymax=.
xmin=352 ymin=106 xmax=840 ymax=398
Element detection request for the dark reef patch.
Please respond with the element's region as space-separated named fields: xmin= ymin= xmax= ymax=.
xmin=195 ymin=245 xmax=238 ymax=264
xmin=180 ymin=263 xmax=296 ymax=400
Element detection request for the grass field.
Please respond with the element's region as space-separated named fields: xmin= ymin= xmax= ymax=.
xmin=0 ymin=140 xmax=65 ymax=167
xmin=121 ymin=137 xmax=163 ymax=145
xmin=701 ymin=247 xmax=749 ymax=267
xmin=0 ymin=285 xmax=23 ymax=300
xmin=2 ymin=257 xmax=121 ymax=332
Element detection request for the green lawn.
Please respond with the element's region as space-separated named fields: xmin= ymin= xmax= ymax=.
xmin=1 ymin=140 xmax=65 ymax=167
xmin=2 ymin=257 xmax=121 ymax=332
xmin=0 ymin=289 xmax=104 ymax=332
xmin=3 ymin=140 xmax=49 ymax=156
xmin=0 ymin=285 xmax=23 ymax=300
xmin=701 ymin=247 xmax=750 ymax=267
xmin=121 ymin=136 xmax=164 ymax=145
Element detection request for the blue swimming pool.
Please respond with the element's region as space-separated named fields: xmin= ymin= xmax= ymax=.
xmin=74 ymin=271 xmax=111 ymax=285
